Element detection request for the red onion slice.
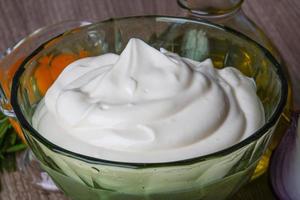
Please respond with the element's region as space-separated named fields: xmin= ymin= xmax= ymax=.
xmin=271 ymin=113 xmax=300 ymax=200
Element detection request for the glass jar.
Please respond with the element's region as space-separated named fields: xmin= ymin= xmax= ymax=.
xmin=177 ymin=0 xmax=293 ymax=178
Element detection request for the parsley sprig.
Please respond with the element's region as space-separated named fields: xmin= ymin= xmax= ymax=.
xmin=0 ymin=113 xmax=27 ymax=172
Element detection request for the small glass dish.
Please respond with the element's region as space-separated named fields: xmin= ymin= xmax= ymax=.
xmin=3 ymin=16 xmax=287 ymax=199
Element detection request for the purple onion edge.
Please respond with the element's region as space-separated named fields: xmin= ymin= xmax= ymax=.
xmin=270 ymin=112 xmax=299 ymax=200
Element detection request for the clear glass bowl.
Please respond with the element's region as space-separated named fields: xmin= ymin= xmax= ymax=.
xmin=9 ymin=16 xmax=287 ymax=200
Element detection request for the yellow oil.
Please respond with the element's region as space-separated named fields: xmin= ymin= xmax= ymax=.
xmin=252 ymin=84 xmax=292 ymax=179
xmin=211 ymin=47 xmax=292 ymax=179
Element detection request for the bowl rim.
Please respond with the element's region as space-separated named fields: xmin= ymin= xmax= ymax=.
xmin=10 ymin=15 xmax=288 ymax=168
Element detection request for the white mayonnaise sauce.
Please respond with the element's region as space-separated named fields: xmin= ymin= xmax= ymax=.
xmin=32 ymin=38 xmax=265 ymax=163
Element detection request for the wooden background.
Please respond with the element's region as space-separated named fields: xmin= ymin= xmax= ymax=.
xmin=0 ymin=0 xmax=299 ymax=199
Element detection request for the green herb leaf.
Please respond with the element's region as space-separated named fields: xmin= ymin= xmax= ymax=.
xmin=0 ymin=119 xmax=10 ymax=139
xmin=0 ymin=113 xmax=27 ymax=172
xmin=5 ymin=143 xmax=27 ymax=153
xmin=9 ymin=130 xmax=17 ymax=145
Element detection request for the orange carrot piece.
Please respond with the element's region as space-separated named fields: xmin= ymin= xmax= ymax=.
xmin=50 ymin=53 xmax=77 ymax=80
xmin=34 ymin=64 xmax=53 ymax=95
xmin=9 ymin=118 xmax=26 ymax=143
xmin=38 ymin=55 xmax=52 ymax=65
xmin=1 ymin=58 xmax=27 ymax=143
xmin=1 ymin=58 xmax=24 ymax=98
xmin=79 ymin=50 xmax=89 ymax=58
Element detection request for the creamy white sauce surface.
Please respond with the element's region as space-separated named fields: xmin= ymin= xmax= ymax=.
xmin=32 ymin=38 xmax=265 ymax=163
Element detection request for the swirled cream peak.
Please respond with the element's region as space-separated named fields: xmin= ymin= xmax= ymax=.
xmin=32 ymin=38 xmax=265 ymax=163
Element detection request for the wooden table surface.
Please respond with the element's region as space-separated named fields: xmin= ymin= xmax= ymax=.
xmin=0 ymin=0 xmax=299 ymax=199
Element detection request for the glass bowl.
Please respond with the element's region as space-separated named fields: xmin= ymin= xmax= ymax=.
xmin=9 ymin=16 xmax=287 ymax=200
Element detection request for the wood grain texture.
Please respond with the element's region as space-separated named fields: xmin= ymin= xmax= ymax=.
xmin=0 ymin=0 xmax=299 ymax=199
